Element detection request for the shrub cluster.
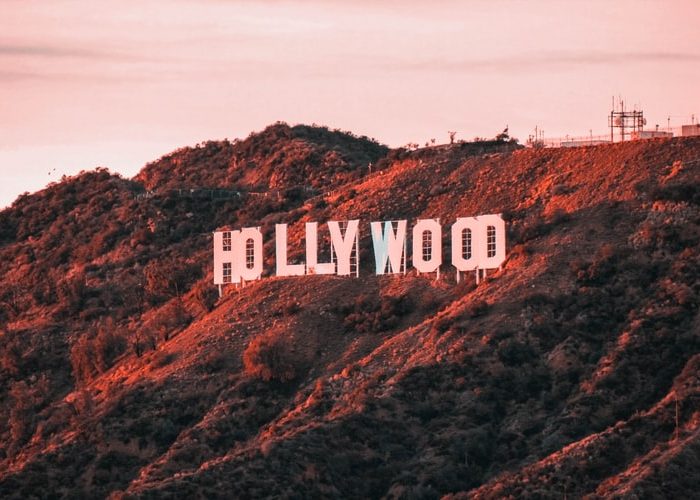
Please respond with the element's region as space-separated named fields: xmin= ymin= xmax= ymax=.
xmin=243 ymin=331 xmax=301 ymax=382
xmin=70 ymin=318 xmax=127 ymax=386
xmin=337 ymin=293 xmax=413 ymax=334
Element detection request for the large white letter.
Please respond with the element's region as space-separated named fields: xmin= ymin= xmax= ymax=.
xmin=450 ymin=214 xmax=506 ymax=274
xmin=451 ymin=218 xmax=480 ymax=272
xmin=328 ymin=220 xmax=359 ymax=276
xmin=477 ymin=213 xmax=506 ymax=269
xmin=412 ymin=219 xmax=442 ymax=274
xmin=371 ymin=220 xmax=407 ymax=274
xmin=213 ymin=230 xmax=241 ymax=285
xmin=275 ymin=224 xmax=305 ymax=276
xmin=305 ymin=222 xmax=335 ymax=275
xmin=239 ymin=227 xmax=264 ymax=281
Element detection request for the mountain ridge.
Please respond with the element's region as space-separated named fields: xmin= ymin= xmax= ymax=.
xmin=1 ymin=127 xmax=699 ymax=498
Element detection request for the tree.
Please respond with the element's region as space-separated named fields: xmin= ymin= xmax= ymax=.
xmin=70 ymin=335 xmax=96 ymax=387
xmin=0 ymin=329 xmax=22 ymax=375
xmin=193 ymin=280 xmax=218 ymax=313
xmin=7 ymin=376 xmax=49 ymax=456
xmin=149 ymin=297 xmax=191 ymax=342
xmin=496 ymin=126 xmax=510 ymax=142
xmin=70 ymin=318 xmax=126 ymax=386
xmin=243 ymin=331 xmax=300 ymax=382
xmin=129 ymin=327 xmax=155 ymax=358
xmin=93 ymin=318 xmax=126 ymax=371
xmin=56 ymin=270 xmax=87 ymax=314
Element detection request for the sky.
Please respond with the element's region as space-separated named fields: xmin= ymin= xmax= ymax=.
xmin=1 ymin=0 xmax=699 ymax=208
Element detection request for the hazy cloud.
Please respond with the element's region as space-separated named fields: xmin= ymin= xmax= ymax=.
xmin=0 ymin=68 xmax=158 ymax=83
xmin=0 ymin=43 xmax=109 ymax=59
xmin=389 ymin=51 xmax=700 ymax=73
xmin=0 ymin=69 xmax=42 ymax=82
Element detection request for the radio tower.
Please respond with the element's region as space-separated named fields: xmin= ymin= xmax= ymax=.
xmin=609 ymin=96 xmax=646 ymax=142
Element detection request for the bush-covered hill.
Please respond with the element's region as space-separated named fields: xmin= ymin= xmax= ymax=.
xmin=135 ymin=122 xmax=389 ymax=193
xmin=0 ymin=127 xmax=699 ymax=498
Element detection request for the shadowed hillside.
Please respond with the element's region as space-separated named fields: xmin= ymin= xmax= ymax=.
xmin=1 ymin=126 xmax=699 ymax=498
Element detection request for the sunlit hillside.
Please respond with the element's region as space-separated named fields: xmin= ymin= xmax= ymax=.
xmin=1 ymin=125 xmax=699 ymax=498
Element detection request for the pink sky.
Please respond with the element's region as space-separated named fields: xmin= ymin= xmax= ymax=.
xmin=1 ymin=0 xmax=699 ymax=207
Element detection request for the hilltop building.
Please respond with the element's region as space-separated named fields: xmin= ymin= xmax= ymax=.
xmin=631 ymin=130 xmax=673 ymax=140
xmin=681 ymin=124 xmax=700 ymax=137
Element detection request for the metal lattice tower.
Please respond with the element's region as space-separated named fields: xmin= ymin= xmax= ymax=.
xmin=609 ymin=97 xmax=646 ymax=142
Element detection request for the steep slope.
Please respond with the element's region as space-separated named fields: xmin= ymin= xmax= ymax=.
xmin=1 ymin=131 xmax=699 ymax=498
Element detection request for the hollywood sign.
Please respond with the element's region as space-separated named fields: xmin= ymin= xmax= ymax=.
xmin=213 ymin=214 xmax=505 ymax=287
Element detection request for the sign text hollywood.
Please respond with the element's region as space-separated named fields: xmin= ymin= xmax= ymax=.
xmin=213 ymin=214 xmax=505 ymax=285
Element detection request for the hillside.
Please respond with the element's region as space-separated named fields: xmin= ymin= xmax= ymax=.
xmin=135 ymin=123 xmax=389 ymax=193
xmin=1 ymin=126 xmax=700 ymax=498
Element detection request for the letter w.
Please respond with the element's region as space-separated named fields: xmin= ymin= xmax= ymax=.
xmin=370 ymin=220 xmax=407 ymax=275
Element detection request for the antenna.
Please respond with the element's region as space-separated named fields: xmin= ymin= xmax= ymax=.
xmin=609 ymin=96 xmax=645 ymax=142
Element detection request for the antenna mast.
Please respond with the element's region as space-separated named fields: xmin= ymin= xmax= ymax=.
xmin=609 ymin=96 xmax=645 ymax=142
